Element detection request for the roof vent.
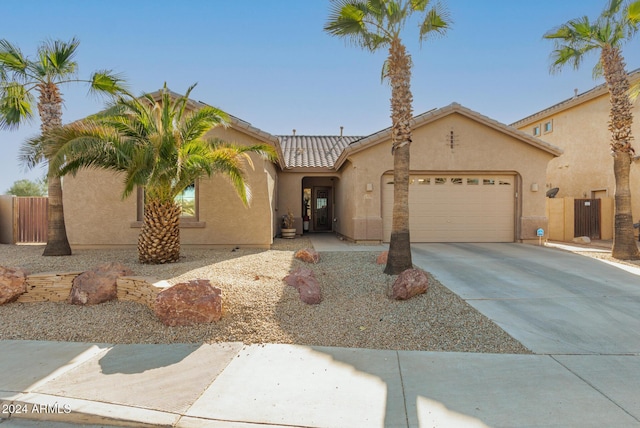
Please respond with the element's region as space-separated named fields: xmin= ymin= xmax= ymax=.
xmin=340 ymin=126 xmax=344 ymax=137
xmin=573 ymin=88 xmax=578 ymax=98
xmin=292 ymin=129 xmax=296 ymax=136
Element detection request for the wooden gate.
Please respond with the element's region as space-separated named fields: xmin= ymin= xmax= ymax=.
xmin=574 ymin=198 xmax=601 ymax=239
xmin=15 ymin=197 xmax=48 ymax=243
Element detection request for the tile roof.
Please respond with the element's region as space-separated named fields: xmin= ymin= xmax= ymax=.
xmin=278 ymin=135 xmax=363 ymax=168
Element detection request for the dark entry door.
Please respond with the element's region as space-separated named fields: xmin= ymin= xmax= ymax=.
xmin=313 ymin=187 xmax=332 ymax=231
xmin=574 ymin=199 xmax=601 ymax=239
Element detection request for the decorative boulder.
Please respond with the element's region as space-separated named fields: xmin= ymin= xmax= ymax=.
xmin=392 ymin=268 xmax=429 ymax=300
xmin=69 ymin=262 xmax=134 ymax=305
xmin=294 ymin=248 xmax=320 ymax=264
xmin=284 ymin=268 xmax=322 ymax=304
xmin=154 ymin=279 xmax=223 ymax=326
xmin=376 ymin=251 xmax=388 ymax=265
xmin=0 ymin=266 xmax=27 ymax=305
xmin=572 ymin=236 xmax=591 ymax=244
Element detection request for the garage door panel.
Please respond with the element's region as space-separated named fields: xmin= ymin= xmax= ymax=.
xmin=382 ymin=174 xmax=515 ymax=242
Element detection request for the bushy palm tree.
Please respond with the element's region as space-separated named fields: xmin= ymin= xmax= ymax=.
xmin=42 ymin=83 xmax=277 ymax=264
xmin=545 ymin=0 xmax=640 ymax=260
xmin=324 ymin=0 xmax=451 ymax=274
xmin=0 ymin=37 xmax=125 ymax=256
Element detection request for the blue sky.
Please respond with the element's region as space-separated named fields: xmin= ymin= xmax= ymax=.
xmin=2 ymin=0 xmax=640 ymax=193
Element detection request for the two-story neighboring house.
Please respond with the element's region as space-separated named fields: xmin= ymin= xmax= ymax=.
xmin=511 ymin=69 xmax=640 ymax=241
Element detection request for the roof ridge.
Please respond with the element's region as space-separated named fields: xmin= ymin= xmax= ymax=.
xmin=511 ymin=67 xmax=640 ymax=126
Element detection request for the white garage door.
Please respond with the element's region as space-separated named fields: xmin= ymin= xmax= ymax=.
xmin=382 ymin=174 xmax=515 ymax=242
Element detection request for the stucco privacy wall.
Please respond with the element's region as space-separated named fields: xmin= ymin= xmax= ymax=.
xmin=513 ymin=72 xmax=640 ymax=221
xmin=0 ymin=195 xmax=14 ymax=244
xmin=339 ymin=109 xmax=558 ymax=242
xmin=63 ymin=126 xmax=277 ymax=248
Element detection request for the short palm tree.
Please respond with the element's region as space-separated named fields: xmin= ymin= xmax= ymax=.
xmin=325 ymin=0 xmax=450 ymax=274
xmin=545 ymin=0 xmax=640 ymax=260
xmin=0 ymin=37 xmax=125 ymax=256
xmin=43 ymin=83 xmax=277 ymax=264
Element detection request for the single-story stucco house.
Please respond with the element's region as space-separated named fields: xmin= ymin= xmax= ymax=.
xmin=62 ymin=96 xmax=562 ymax=248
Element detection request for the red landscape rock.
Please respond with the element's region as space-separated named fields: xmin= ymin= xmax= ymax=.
xmin=154 ymin=279 xmax=223 ymax=326
xmin=376 ymin=251 xmax=388 ymax=265
xmin=294 ymin=248 xmax=320 ymax=264
xmin=392 ymin=268 xmax=429 ymax=300
xmin=284 ymin=267 xmax=322 ymax=304
xmin=69 ymin=262 xmax=134 ymax=305
xmin=0 ymin=266 xmax=27 ymax=305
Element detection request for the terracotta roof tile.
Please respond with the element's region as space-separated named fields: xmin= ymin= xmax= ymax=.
xmin=278 ymin=135 xmax=363 ymax=168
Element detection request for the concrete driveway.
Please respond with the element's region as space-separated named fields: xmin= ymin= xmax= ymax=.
xmin=411 ymin=243 xmax=640 ymax=355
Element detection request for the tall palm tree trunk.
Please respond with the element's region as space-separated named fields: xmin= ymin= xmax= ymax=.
xmin=138 ymin=199 xmax=181 ymax=264
xmin=601 ymin=46 xmax=640 ymax=260
xmin=38 ymin=82 xmax=72 ymax=256
xmin=385 ymin=38 xmax=414 ymax=275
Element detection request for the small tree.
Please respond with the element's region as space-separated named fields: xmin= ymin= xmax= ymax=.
xmin=5 ymin=178 xmax=47 ymax=196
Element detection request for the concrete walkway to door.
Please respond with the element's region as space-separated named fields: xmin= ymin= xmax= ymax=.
xmin=411 ymin=242 xmax=640 ymax=355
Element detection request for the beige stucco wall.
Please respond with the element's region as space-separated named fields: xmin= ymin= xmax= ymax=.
xmin=341 ymin=113 xmax=555 ymax=242
xmin=63 ymin=126 xmax=277 ymax=248
xmin=516 ymin=91 xmax=640 ymax=225
xmin=546 ymin=196 xmax=614 ymax=241
xmin=0 ymin=195 xmax=14 ymax=244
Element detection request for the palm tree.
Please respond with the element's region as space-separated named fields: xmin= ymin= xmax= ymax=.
xmin=325 ymin=0 xmax=450 ymax=274
xmin=0 ymin=37 xmax=125 ymax=256
xmin=545 ymin=0 xmax=640 ymax=260
xmin=42 ymin=83 xmax=277 ymax=264
xmin=626 ymin=0 xmax=640 ymax=99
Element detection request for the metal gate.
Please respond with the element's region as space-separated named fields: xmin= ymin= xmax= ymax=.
xmin=15 ymin=197 xmax=48 ymax=243
xmin=574 ymin=198 xmax=600 ymax=239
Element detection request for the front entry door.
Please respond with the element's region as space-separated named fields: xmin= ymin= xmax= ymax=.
xmin=313 ymin=187 xmax=332 ymax=231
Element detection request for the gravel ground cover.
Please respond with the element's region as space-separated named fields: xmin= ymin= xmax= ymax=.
xmin=0 ymin=238 xmax=531 ymax=353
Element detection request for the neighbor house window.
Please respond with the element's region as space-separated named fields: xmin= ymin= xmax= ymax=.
xmin=533 ymin=125 xmax=540 ymax=136
xmin=543 ymin=120 xmax=553 ymax=133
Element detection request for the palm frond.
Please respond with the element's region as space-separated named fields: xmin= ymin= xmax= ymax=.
xmin=0 ymin=40 xmax=28 ymax=77
xmin=419 ymin=1 xmax=452 ymax=41
xmin=0 ymin=82 xmax=34 ymax=129
xmin=89 ymin=70 xmax=129 ymax=97
xmin=181 ymin=105 xmax=229 ymax=143
xmin=38 ymin=38 xmax=78 ymax=79
xmin=410 ymin=0 xmax=430 ymax=12
xmin=19 ymin=134 xmax=47 ymax=170
xmin=604 ymin=0 xmax=625 ymax=18
xmin=629 ymin=0 xmax=640 ymax=22
xmin=629 ymin=80 xmax=640 ymax=101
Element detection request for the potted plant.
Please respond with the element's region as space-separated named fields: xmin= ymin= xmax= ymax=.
xmin=282 ymin=209 xmax=296 ymax=239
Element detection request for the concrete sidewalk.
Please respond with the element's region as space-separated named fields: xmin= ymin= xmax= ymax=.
xmin=1 ymin=340 xmax=639 ymax=427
